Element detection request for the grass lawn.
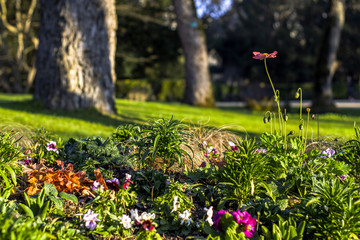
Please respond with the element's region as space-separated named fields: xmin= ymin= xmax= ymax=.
xmin=0 ymin=93 xmax=359 ymax=141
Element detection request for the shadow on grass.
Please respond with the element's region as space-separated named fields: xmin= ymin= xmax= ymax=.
xmin=0 ymin=97 xmax=146 ymax=129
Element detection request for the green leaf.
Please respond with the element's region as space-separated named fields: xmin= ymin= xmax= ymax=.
xmin=59 ymin=192 xmax=78 ymax=204
xmin=19 ymin=203 xmax=34 ymax=218
xmin=44 ymin=182 xmax=58 ymax=197
xmin=49 ymin=196 xmax=63 ymax=208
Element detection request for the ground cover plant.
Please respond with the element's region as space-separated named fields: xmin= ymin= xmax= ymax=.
xmin=1 ymin=51 xmax=360 ymax=239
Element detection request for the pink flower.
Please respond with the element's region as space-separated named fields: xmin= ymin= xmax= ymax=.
xmin=229 ymin=141 xmax=239 ymax=152
xmin=232 ymin=210 xmax=252 ymax=225
xmin=122 ymin=174 xmax=133 ymax=189
xmin=253 ymin=51 xmax=278 ymax=60
xmin=83 ymin=209 xmax=100 ymax=230
xmin=243 ymin=216 xmax=257 ymax=238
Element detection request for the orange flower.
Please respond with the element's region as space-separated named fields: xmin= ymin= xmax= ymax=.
xmin=252 ymin=51 xmax=278 ymax=60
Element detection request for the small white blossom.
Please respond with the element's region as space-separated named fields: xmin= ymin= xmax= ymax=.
xmin=207 ymin=146 xmax=214 ymax=153
xmin=119 ymin=214 xmax=132 ymax=229
xmin=130 ymin=209 xmax=141 ymax=223
xmin=140 ymin=212 xmax=156 ymax=221
xmin=179 ymin=210 xmax=192 ymax=226
xmin=125 ymin=173 xmax=132 ymax=181
xmin=229 ymin=141 xmax=235 ymax=147
xmin=171 ymin=196 xmax=181 ymax=213
xmin=204 ymin=206 xmax=214 ymax=226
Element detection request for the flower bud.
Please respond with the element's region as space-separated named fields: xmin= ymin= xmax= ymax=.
xmin=295 ymin=92 xmax=300 ymax=99
xmin=306 ymin=108 xmax=311 ymax=113
xmin=312 ymin=114 xmax=315 ymax=120
xmin=283 ymin=114 xmax=288 ymax=122
xmin=263 ymin=117 xmax=268 ymax=124
xmin=299 ymin=124 xmax=303 ymax=130
xmin=287 ymin=130 xmax=295 ymax=136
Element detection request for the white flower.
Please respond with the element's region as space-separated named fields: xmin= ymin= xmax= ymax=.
xmin=119 ymin=214 xmax=132 ymax=229
xmin=178 ymin=210 xmax=192 ymax=226
xmin=204 ymin=206 xmax=214 ymax=226
xmin=207 ymin=146 xmax=214 ymax=153
xmin=203 ymin=141 xmax=208 ymax=147
xmin=125 ymin=173 xmax=132 ymax=181
xmin=171 ymin=196 xmax=180 ymax=213
xmin=229 ymin=141 xmax=235 ymax=147
xmin=140 ymin=212 xmax=156 ymax=221
xmin=324 ymin=205 xmax=329 ymax=211
xmin=130 ymin=209 xmax=141 ymax=223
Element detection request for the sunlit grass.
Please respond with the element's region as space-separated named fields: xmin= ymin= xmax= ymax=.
xmin=0 ymin=93 xmax=359 ymax=141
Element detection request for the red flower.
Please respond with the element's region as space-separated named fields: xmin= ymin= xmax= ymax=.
xmin=142 ymin=220 xmax=154 ymax=231
xmin=252 ymin=51 xmax=277 ymax=60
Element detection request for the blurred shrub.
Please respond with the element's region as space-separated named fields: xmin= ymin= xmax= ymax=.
xmin=157 ymin=79 xmax=184 ymax=102
xmin=116 ymin=79 xmax=152 ymax=101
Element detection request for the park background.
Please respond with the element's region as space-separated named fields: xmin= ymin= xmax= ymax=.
xmin=1 ymin=0 xmax=359 ymax=139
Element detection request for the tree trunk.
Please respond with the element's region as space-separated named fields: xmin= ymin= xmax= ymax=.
xmin=173 ymin=0 xmax=215 ymax=107
xmin=34 ymin=0 xmax=117 ymax=114
xmin=312 ymin=0 xmax=345 ymax=113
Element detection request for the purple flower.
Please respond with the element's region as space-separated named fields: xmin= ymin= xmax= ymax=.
xmin=23 ymin=156 xmax=32 ymax=165
xmin=106 ymin=178 xmax=120 ymax=185
xmin=256 ymin=148 xmax=267 ymax=154
xmin=212 ymin=148 xmax=217 ymax=154
xmin=46 ymin=141 xmax=58 ymax=153
xmin=106 ymin=178 xmax=120 ymax=192
xmin=213 ymin=210 xmax=229 ymax=231
xmin=83 ymin=209 xmax=100 ymax=230
xmin=321 ymin=148 xmax=335 ymax=158
xmin=339 ymin=174 xmax=348 ymax=180
xmin=92 ymin=180 xmax=104 ymax=191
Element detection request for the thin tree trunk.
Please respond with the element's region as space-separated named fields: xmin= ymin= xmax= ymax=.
xmin=173 ymin=0 xmax=214 ymax=107
xmin=34 ymin=0 xmax=117 ymax=114
xmin=312 ymin=0 xmax=345 ymax=112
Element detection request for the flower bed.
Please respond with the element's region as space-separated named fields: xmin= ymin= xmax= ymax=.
xmin=0 ymin=116 xmax=360 ymax=240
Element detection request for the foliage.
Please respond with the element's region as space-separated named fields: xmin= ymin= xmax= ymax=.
xmin=217 ymin=138 xmax=270 ymax=207
xmin=337 ymin=124 xmax=360 ymax=181
xmin=297 ymin=178 xmax=360 ymax=239
xmin=133 ymin=169 xmax=168 ymax=202
xmin=0 ymin=131 xmax=22 ymax=196
xmin=260 ymin=215 xmax=306 ymax=240
xmin=135 ymin=117 xmax=193 ymax=170
xmin=63 ymin=136 xmax=132 ymax=179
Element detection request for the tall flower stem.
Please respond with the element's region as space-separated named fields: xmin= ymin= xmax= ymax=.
xmin=264 ymin=59 xmax=283 ymax=135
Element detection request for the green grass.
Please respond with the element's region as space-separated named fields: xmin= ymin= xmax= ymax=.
xmin=1 ymin=93 xmax=360 ymax=141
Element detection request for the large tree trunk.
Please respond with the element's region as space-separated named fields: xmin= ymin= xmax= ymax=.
xmin=173 ymin=0 xmax=215 ymax=107
xmin=34 ymin=0 xmax=117 ymax=114
xmin=312 ymin=0 xmax=345 ymax=113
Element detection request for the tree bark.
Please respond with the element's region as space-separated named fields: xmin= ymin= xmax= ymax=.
xmin=34 ymin=0 xmax=117 ymax=114
xmin=312 ymin=0 xmax=345 ymax=113
xmin=173 ymin=0 xmax=215 ymax=107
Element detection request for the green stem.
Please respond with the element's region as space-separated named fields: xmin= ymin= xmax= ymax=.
xmin=264 ymin=59 xmax=282 ymax=134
